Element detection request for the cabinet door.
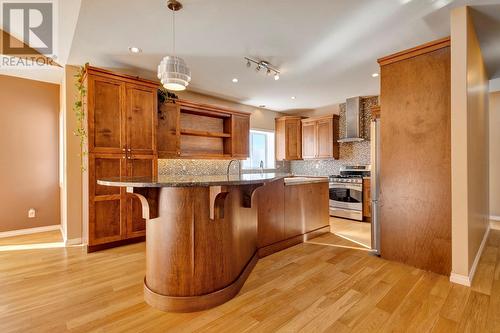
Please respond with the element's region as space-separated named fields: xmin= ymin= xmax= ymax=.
xmin=88 ymin=75 xmax=125 ymax=154
xmin=88 ymin=153 xmax=127 ymax=245
xmin=317 ymin=118 xmax=333 ymax=158
xmin=284 ymin=182 xmax=329 ymax=238
xmin=257 ymin=179 xmax=285 ymax=247
xmin=285 ymin=119 xmax=302 ymax=160
xmin=126 ymin=155 xmax=158 ymax=238
xmin=230 ymin=115 xmax=250 ymax=158
xmin=158 ymin=103 xmax=180 ymax=157
xmin=301 ymin=121 xmax=317 ymax=159
xmin=275 ymin=119 xmax=286 ymax=161
xmin=125 ymin=84 xmax=157 ymax=155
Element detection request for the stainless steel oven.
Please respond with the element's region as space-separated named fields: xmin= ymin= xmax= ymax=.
xmin=329 ymin=165 xmax=370 ymax=221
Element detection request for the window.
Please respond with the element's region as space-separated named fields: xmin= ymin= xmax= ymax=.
xmin=242 ymin=130 xmax=275 ymax=170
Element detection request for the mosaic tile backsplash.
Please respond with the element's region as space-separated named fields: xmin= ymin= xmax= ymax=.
xmin=290 ymin=96 xmax=378 ymax=177
xmin=158 ymin=159 xmax=290 ymax=176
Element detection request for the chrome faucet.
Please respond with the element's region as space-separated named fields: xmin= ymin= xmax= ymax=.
xmin=259 ymin=160 xmax=264 ymax=173
xmin=227 ymin=159 xmax=241 ymax=177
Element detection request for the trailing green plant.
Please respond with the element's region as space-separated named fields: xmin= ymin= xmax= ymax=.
xmin=74 ymin=63 xmax=89 ymax=171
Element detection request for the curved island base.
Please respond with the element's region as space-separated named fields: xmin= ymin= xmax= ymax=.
xmin=98 ymin=174 xmax=289 ymax=312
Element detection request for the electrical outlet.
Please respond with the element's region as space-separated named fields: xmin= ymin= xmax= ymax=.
xmin=28 ymin=208 xmax=36 ymax=218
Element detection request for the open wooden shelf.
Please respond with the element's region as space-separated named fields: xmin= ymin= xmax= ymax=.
xmin=181 ymin=107 xmax=231 ymax=119
xmin=180 ymin=129 xmax=231 ymax=138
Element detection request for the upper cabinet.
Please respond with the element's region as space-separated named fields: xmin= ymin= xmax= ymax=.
xmin=158 ymin=100 xmax=250 ymax=160
xmin=275 ymin=116 xmax=303 ymax=161
xmin=86 ymin=66 xmax=158 ymax=155
xmin=301 ymin=115 xmax=340 ymax=160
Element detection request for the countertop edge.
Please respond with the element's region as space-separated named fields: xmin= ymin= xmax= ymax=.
xmin=97 ymin=174 xmax=291 ymax=188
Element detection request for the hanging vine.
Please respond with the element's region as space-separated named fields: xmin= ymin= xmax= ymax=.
xmin=74 ymin=63 xmax=89 ymax=171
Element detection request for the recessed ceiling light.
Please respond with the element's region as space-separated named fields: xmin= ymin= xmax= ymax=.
xmin=129 ymin=47 xmax=142 ymax=54
xmin=232 ymin=78 xmax=238 ymax=83
xmin=372 ymin=73 xmax=379 ymax=78
xmin=291 ymin=96 xmax=296 ymax=100
xmin=259 ymin=105 xmax=266 ymax=108
xmin=274 ymin=74 xmax=280 ymax=81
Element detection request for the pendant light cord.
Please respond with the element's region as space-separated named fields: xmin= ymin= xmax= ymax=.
xmin=172 ymin=8 xmax=176 ymax=56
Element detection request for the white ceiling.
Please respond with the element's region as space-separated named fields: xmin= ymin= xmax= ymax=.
xmin=471 ymin=4 xmax=500 ymax=79
xmin=5 ymin=0 xmax=498 ymax=110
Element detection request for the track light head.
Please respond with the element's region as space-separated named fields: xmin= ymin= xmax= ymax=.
xmin=274 ymin=74 xmax=280 ymax=81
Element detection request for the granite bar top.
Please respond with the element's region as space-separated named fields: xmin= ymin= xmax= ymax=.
xmin=284 ymin=176 xmax=329 ymax=186
xmin=98 ymin=173 xmax=292 ymax=188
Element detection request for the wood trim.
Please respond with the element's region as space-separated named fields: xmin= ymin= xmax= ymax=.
xmin=371 ymin=105 xmax=381 ymax=119
xmin=84 ymin=65 xmax=159 ymax=88
xmin=0 ymin=225 xmax=61 ymax=239
xmin=301 ymin=114 xmax=337 ymax=122
xmin=257 ymin=226 xmax=330 ymax=258
xmin=377 ymin=37 xmax=451 ymax=67
xmin=143 ymin=252 xmax=258 ymax=312
xmin=86 ymin=236 xmax=145 ymax=253
xmin=175 ymin=99 xmax=250 ymax=117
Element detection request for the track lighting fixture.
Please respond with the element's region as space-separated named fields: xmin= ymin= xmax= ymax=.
xmin=244 ymin=57 xmax=280 ymax=81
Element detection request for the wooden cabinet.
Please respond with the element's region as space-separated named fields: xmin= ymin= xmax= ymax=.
xmin=284 ymin=182 xmax=330 ymax=238
xmin=85 ymin=66 xmax=159 ymax=251
xmin=362 ymin=178 xmax=371 ymax=221
xmin=126 ymin=156 xmax=157 ymax=238
xmin=88 ymin=153 xmax=127 ymax=245
xmin=158 ymin=100 xmax=250 ymax=159
xmin=228 ymin=115 xmax=250 ymax=158
xmin=378 ymin=37 xmax=451 ymax=275
xmin=256 ymin=179 xmax=285 ymax=248
xmin=256 ymin=179 xmax=330 ymax=257
xmin=125 ymin=84 xmax=157 ymax=155
xmin=275 ymin=116 xmax=303 ymax=160
xmin=301 ymin=121 xmax=316 ymax=159
xmin=87 ymin=75 xmax=125 ymax=154
xmin=301 ymin=115 xmax=340 ymax=159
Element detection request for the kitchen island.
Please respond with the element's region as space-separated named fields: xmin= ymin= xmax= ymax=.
xmin=97 ymin=173 xmax=329 ymax=312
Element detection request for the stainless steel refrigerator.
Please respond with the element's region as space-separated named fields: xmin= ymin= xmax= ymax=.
xmin=370 ymin=116 xmax=381 ymax=255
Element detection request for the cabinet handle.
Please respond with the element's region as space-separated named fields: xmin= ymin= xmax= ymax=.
xmin=127 ymin=156 xmax=131 ymax=159
xmin=122 ymin=148 xmax=126 ymax=152
xmin=122 ymin=156 xmax=125 ymax=159
xmin=127 ymin=148 xmax=131 ymax=152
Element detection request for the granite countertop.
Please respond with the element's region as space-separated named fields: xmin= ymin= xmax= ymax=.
xmin=98 ymin=173 xmax=292 ymax=188
xmin=284 ymin=176 xmax=329 ymax=185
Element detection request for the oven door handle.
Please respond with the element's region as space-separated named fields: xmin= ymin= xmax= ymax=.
xmin=329 ymin=183 xmax=362 ymax=191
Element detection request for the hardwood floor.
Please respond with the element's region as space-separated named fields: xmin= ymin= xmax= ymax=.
xmin=1 ymin=229 xmax=499 ymax=332
xmin=330 ymin=217 xmax=371 ymax=248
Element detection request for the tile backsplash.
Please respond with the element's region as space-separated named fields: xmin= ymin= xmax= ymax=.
xmin=158 ymin=159 xmax=290 ymax=176
xmin=290 ymin=96 xmax=378 ymax=176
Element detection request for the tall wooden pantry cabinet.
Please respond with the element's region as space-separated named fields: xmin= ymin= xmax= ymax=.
xmin=84 ymin=66 xmax=158 ymax=252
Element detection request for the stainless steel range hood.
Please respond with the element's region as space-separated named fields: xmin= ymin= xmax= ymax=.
xmin=338 ymin=97 xmax=365 ymax=143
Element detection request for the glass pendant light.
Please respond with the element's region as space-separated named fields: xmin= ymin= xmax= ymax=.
xmin=157 ymin=0 xmax=191 ymax=91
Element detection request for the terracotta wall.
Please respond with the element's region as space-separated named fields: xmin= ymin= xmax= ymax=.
xmin=0 ymin=75 xmax=60 ymax=232
xmin=451 ymin=6 xmax=490 ymax=279
xmin=490 ymin=91 xmax=500 ymax=218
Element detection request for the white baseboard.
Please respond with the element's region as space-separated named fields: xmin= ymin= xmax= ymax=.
xmin=450 ymin=224 xmax=491 ymax=287
xmin=490 ymin=215 xmax=500 ymax=221
xmin=0 ymin=225 xmax=61 ymax=238
xmin=450 ymin=273 xmax=471 ymax=286
xmin=65 ymin=238 xmax=82 ymax=246
xmin=490 ymin=220 xmax=500 ymax=230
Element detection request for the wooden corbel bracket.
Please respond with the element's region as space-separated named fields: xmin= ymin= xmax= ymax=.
xmin=209 ymin=186 xmax=230 ymax=220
